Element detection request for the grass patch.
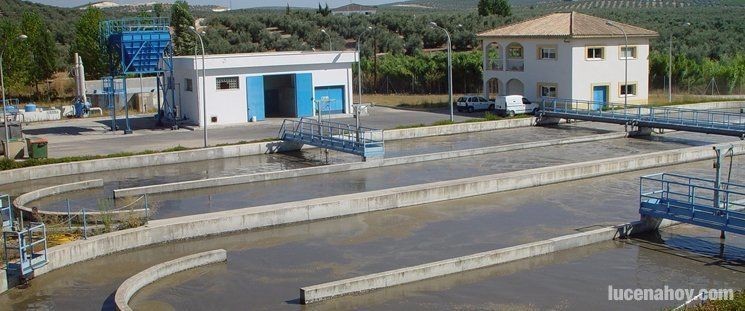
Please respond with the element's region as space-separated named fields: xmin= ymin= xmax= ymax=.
xmin=681 ymin=290 xmax=745 ymax=310
xmin=0 ymin=137 xmax=281 ymax=171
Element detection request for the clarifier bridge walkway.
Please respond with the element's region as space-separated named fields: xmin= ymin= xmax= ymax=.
xmin=279 ymin=117 xmax=385 ymax=158
xmin=538 ymin=98 xmax=745 ymax=139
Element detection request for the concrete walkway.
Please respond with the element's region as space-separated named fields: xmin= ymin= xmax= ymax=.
xmin=22 ymin=107 xmax=480 ymax=157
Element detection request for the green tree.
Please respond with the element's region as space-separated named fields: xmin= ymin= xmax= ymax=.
xmin=170 ymin=0 xmax=196 ymax=56
xmin=317 ymin=3 xmax=331 ymax=17
xmin=72 ymin=7 xmax=106 ymax=79
xmin=21 ymin=11 xmax=57 ymax=96
xmin=0 ymin=21 xmax=32 ymax=96
xmin=153 ymin=3 xmax=164 ymax=18
xmin=478 ymin=0 xmax=511 ymax=17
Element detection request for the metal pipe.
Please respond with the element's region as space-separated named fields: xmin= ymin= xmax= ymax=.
xmin=321 ymin=29 xmax=332 ymax=51
xmin=430 ymin=22 xmax=453 ymax=122
xmin=190 ymin=26 xmax=208 ymax=148
xmin=357 ymin=27 xmax=373 ymax=107
xmin=606 ymin=22 xmax=628 ymax=112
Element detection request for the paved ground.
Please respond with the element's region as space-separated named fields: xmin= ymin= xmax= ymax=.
xmin=21 ymin=107 xmax=480 ymax=157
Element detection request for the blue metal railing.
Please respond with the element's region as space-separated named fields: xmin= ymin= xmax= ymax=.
xmin=279 ymin=118 xmax=385 ymax=158
xmin=100 ymin=17 xmax=170 ymax=39
xmin=1 ymin=194 xmax=12 ymax=231
xmin=639 ymin=173 xmax=745 ymax=235
xmin=539 ymin=97 xmax=745 ymax=137
xmin=3 ymin=222 xmax=48 ymax=276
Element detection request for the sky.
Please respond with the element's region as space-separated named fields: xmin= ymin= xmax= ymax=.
xmin=27 ymin=0 xmax=402 ymax=9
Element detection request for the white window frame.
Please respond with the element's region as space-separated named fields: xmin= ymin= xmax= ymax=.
xmin=619 ymin=82 xmax=638 ymax=97
xmin=538 ymin=83 xmax=558 ymax=98
xmin=538 ymin=46 xmax=557 ymax=60
xmin=619 ymin=46 xmax=637 ymax=60
xmin=586 ymin=47 xmax=605 ymax=60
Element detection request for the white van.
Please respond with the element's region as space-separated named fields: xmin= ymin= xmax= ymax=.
xmin=494 ymin=95 xmax=539 ymax=117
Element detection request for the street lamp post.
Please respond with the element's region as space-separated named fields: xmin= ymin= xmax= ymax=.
xmin=356 ymin=26 xmax=373 ymax=108
xmin=189 ymin=26 xmax=208 ymax=148
xmin=607 ymin=21 xmax=628 ymax=111
xmin=1 ymin=34 xmax=27 ymax=159
xmin=430 ymin=22 xmax=453 ymax=122
xmin=321 ymin=29 xmax=332 ymax=51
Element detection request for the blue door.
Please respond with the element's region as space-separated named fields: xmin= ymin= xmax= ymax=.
xmin=295 ymin=73 xmax=314 ymax=117
xmin=246 ymin=76 xmax=265 ymax=121
xmin=314 ymin=86 xmax=345 ymax=114
xmin=592 ymin=85 xmax=608 ymax=111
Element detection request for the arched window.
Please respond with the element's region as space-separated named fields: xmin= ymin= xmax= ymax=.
xmin=487 ymin=78 xmax=502 ymax=99
xmin=506 ymin=79 xmax=525 ymax=96
xmin=486 ymin=43 xmax=502 ymax=71
xmin=506 ymin=43 xmax=524 ymax=71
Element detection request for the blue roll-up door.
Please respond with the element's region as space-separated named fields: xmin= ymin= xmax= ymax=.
xmin=295 ymin=73 xmax=314 ymax=117
xmin=315 ymin=86 xmax=345 ymax=114
xmin=246 ymin=76 xmax=265 ymax=121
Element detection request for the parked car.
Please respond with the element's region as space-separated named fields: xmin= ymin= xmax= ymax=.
xmin=455 ymin=96 xmax=494 ymax=113
xmin=494 ymin=95 xmax=539 ymax=117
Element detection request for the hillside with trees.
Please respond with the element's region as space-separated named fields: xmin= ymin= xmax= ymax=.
xmin=0 ymin=0 xmax=744 ymax=99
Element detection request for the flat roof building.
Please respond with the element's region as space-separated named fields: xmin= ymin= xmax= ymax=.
xmin=170 ymin=51 xmax=357 ymax=127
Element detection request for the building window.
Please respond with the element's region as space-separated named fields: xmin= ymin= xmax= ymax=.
xmin=185 ymin=78 xmax=193 ymax=92
xmin=539 ymin=83 xmax=558 ymax=98
xmin=620 ymin=46 xmax=637 ymax=59
xmin=507 ymin=44 xmax=523 ymax=59
xmin=620 ymin=83 xmax=637 ymax=97
xmin=586 ymin=47 xmax=604 ymax=60
xmin=538 ymin=46 xmax=557 ymax=60
xmin=216 ymin=76 xmax=239 ymax=90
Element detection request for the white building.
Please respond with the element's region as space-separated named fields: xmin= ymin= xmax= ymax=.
xmin=331 ymin=3 xmax=377 ymax=16
xmin=478 ymin=12 xmax=658 ymax=105
xmin=170 ymin=51 xmax=357 ymax=127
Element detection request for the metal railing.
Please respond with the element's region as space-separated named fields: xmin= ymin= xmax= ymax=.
xmin=506 ymin=59 xmax=524 ymax=71
xmin=639 ymin=173 xmax=745 ymax=234
xmin=487 ymin=59 xmax=503 ymax=71
xmin=279 ymin=118 xmax=385 ymax=157
xmin=540 ymin=97 xmax=745 ymax=134
xmin=3 ymin=222 xmax=48 ymax=276
xmin=1 ymin=194 xmax=13 ymax=231
xmin=100 ymin=17 xmax=171 ymax=37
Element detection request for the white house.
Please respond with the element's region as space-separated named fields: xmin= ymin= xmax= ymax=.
xmin=478 ymin=12 xmax=658 ymax=105
xmin=170 ymin=51 xmax=357 ymax=127
xmin=331 ymin=3 xmax=377 ymax=16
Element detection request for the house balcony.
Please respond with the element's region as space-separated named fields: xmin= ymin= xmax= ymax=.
xmin=487 ymin=59 xmax=503 ymax=71
xmin=506 ymin=59 xmax=524 ymax=72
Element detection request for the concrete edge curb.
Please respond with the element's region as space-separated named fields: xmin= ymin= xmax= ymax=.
xmin=298 ymin=216 xmax=680 ymax=304
xmin=114 ymin=249 xmax=227 ymax=311
xmin=113 ymin=131 xmax=627 ymax=198
xmin=0 ymin=118 xmax=536 ymax=186
xmin=27 ymin=142 xmax=744 ymax=281
xmin=13 ymin=180 xmax=105 ymax=216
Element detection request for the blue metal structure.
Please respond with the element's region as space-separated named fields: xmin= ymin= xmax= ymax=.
xmin=538 ymin=98 xmax=745 ymax=139
xmin=640 ymin=173 xmax=745 ymax=235
xmin=0 ymin=98 xmax=20 ymax=115
xmin=279 ymin=118 xmax=385 ymax=158
xmin=100 ymin=17 xmax=178 ymax=132
xmin=1 ymin=194 xmax=12 ymax=231
xmin=3 ymin=222 xmax=48 ymax=277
